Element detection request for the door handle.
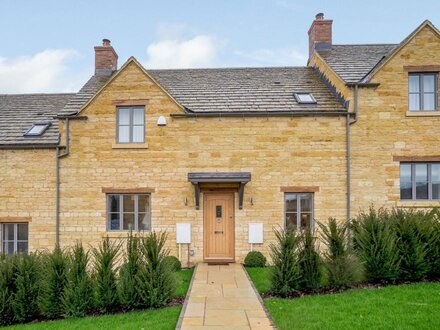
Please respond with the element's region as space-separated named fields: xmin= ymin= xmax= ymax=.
xmin=214 ymin=230 xmax=224 ymax=234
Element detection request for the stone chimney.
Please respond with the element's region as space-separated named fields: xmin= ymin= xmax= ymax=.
xmin=94 ymin=39 xmax=118 ymax=76
xmin=308 ymin=13 xmax=333 ymax=59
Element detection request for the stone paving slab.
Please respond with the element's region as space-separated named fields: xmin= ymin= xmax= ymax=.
xmin=178 ymin=263 xmax=275 ymax=329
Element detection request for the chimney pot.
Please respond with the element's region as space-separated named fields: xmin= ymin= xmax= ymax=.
xmin=308 ymin=13 xmax=332 ymax=60
xmin=94 ymin=38 xmax=118 ymax=76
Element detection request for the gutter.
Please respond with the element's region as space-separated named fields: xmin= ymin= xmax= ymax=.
xmin=55 ymin=118 xmax=70 ymax=247
xmin=171 ymin=110 xmax=351 ymax=118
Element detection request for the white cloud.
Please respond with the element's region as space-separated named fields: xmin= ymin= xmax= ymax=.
xmin=234 ymin=48 xmax=308 ymax=66
xmin=0 ymin=49 xmax=87 ymax=93
xmin=144 ymin=25 xmax=224 ymax=69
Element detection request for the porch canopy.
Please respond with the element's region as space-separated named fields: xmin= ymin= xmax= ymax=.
xmin=188 ymin=172 xmax=251 ymax=210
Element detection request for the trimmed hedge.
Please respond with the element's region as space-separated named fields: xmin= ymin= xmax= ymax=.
xmin=244 ymin=251 xmax=267 ymax=268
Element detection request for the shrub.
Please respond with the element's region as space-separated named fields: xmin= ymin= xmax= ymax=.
xmin=118 ymin=233 xmax=142 ymax=310
xmin=352 ymin=207 xmax=400 ymax=282
xmin=389 ymin=209 xmax=429 ymax=281
xmin=39 ymin=247 xmax=68 ymax=319
xmin=244 ymin=251 xmax=266 ymax=268
xmin=417 ymin=208 xmax=440 ymax=278
xmin=270 ymin=228 xmax=301 ymax=297
xmin=0 ymin=255 xmax=17 ymax=326
xmin=164 ymin=255 xmax=182 ymax=272
xmin=12 ymin=253 xmax=41 ymax=323
xmin=137 ymin=232 xmax=176 ymax=308
xmin=298 ymin=229 xmax=322 ymax=291
xmin=93 ymin=237 xmax=120 ymax=314
xmin=319 ymin=218 xmax=361 ymax=289
xmin=63 ymin=243 xmax=93 ymax=317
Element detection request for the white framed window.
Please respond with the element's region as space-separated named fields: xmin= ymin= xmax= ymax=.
xmin=285 ymin=193 xmax=314 ymax=230
xmin=1 ymin=223 xmax=29 ymax=255
xmin=107 ymin=194 xmax=151 ymax=231
xmin=116 ymin=107 xmax=145 ymax=143
xmin=400 ymin=163 xmax=440 ymax=200
xmin=294 ymin=92 xmax=317 ymax=104
xmin=24 ymin=123 xmax=50 ymax=136
xmin=408 ymin=73 xmax=438 ymax=111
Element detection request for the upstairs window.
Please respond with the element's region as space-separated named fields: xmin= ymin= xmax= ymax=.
xmin=24 ymin=123 xmax=50 ymax=136
xmin=116 ymin=107 xmax=145 ymax=143
xmin=294 ymin=92 xmax=317 ymax=104
xmin=409 ymin=73 xmax=437 ymax=111
xmin=400 ymin=163 xmax=440 ymax=200
xmin=285 ymin=193 xmax=314 ymax=230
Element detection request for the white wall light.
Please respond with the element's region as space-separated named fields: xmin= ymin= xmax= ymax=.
xmin=157 ymin=116 xmax=167 ymax=126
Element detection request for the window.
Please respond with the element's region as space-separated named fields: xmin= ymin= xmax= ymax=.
xmin=1 ymin=223 xmax=28 ymax=255
xmin=285 ymin=193 xmax=314 ymax=230
xmin=107 ymin=194 xmax=151 ymax=231
xmin=294 ymin=93 xmax=317 ymax=104
xmin=116 ymin=107 xmax=145 ymax=143
xmin=408 ymin=73 xmax=437 ymax=111
xmin=24 ymin=123 xmax=50 ymax=136
xmin=400 ymin=163 xmax=440 ymax=200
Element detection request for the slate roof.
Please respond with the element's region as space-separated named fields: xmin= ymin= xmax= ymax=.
xmin=317 ymin=44 xmax=398 ymax=83
xmin=58 ymin=75 xmax=111 ymax=116
xmin=149 ymin=67 xmax=347 ymax=112
xmin=0 ymin=93 xmax=73 ymax=146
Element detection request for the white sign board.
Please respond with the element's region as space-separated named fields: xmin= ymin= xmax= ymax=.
xmin=248 ymin=223 xmax=263 ymax=244
xmin=176 ymin=223 xmax=191 ymax=244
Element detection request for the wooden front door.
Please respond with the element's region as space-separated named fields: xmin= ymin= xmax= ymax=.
xmin=204 ymin=192 xmax=235 ymax=262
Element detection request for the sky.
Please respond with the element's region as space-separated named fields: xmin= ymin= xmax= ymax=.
xmin=1 ymin=0 xmax=439 ymax=93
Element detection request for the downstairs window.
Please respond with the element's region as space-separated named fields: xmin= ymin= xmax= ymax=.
xmin=1 ymin=223 xmax=28 ymax=255
xmin=400 ymin=163 xmax=440 ymax=200
xmin=285 ymin=193 xmax=314 ymax=230
xmin=107 ymin=194 xmax=151 ymax=231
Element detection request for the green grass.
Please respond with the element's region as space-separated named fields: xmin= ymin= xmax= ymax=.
xmin=245 ymin=267 xmax=272 ymax=294
xmin=6 ymin=307 xmax=181 ymax=330
xmin=174 ymin=268 xmax=194 ymax=298
xmin=6 ymin=268 xmax=194 ymax=330
xmin=265 ymin=282 xmax=440 ymax=330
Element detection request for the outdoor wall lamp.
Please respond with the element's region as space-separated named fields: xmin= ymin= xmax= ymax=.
xmin=157 ymin=116 xmax=167 ymax=126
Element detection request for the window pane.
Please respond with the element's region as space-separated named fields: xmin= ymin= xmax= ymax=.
xmin=4 ymin=242 xmax=14 ymax=255
xmin=409 ymin=75 xmax=420 ymax=93
xmin=400 ymin=164 xmax=412 ymax=200
xmin=17 ymin=242 xmax=28 ymax=254
xmin=3 ymin=224 xmax=14 ymax=241
xmin=133 ymin=108 xmax=144 ymax=125
xmin=109 ymin=195 xmax=119 ymax=213
xmin=123 ymin=195 xmax=135 ymax=213
xmin=423 ymin=74 xmax=435 ymax=93
xmin=110 ymin=214 xmax=120 ymax=230
xmin=285 ymin=194 xmax=297 ymax=212
xmin=123 ymin=214 xmax=135 ymax=230
xmin=300 ymin=213 xmax=312 ymax=230
xmin=118 ymin=108 xmax=130 ymax=125
xmin=415 ymin=164 xmax=428 ymax=199
xmin=138 ymin=213 xmax=151 ymax=231
xmin=132 ymin=126 xmax=144 ymax=143
xmin=138 ymin=195 xmax=150 ymax=213
xmin=118 ymin=126 xmax=130 ymax=143
xmin=432 ymin=164 xmax=440 ymax=182
xmin=17 ymin=224 xmax=28 ymax=241
xmin=300 ymin=193 xmax=312 ymax=212
xmin=285 ymin=213 xmax=297 ymax=231
xmin=433 ymin=183 xmax=440 ymax=200
xmin=409 ymin=93 xmax=420 ymax=111
xmin=423 ymin=93 xmax=436 ymax=111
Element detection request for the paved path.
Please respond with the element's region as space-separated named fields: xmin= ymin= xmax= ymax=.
xmin=178 ymin=263 xmax=275 ymax=329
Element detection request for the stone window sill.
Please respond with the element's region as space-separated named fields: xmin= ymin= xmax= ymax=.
xmin=406 ymin=111 xmax=440 ymax=117
xmin=103 ymin=232 xmax=151 ymax=239
xmin=112 ymin=143 xmax=149 ymax=149
xmin=395 ymin=200 xmax=440 ymax=208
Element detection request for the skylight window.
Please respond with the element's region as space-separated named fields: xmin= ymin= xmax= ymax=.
xmin=294 ymin=93 xmax=317 ymax=104
xmin=24 ymin=123 xmax=50 ymax=137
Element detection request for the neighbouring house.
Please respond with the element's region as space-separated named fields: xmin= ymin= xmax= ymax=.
xmin=1 ymin=13 xmax=440 ymax=264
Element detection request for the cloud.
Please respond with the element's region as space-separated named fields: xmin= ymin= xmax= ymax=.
xmin=234 ymin=48 xmax=308 ymax=66
xmin=144 ymin=24 xmax=224 ymax=69
xmin=0 ymin=49 xmax=87 ymax=93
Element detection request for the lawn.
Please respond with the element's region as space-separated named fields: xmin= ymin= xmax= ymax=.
xmin=246 ymin=268 xmax=440 ymax=329
xmin=6 ymin=268 xmax=194 ymax=330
